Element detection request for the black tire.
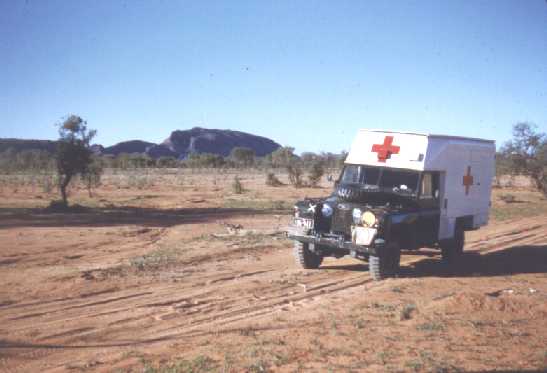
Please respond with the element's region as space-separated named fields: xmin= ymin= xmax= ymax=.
xmin=369 ymin=243 xmax=400 ymax=281
xmin=441 ymin=226 xmax=465 ymax=265
xmin=293 ymin=241 xmax=323 ymax=269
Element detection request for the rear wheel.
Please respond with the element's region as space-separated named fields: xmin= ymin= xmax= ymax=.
xmin=441 ymin=226 xmax=465 ymax=265
xmin=369 ymin=243 xmax=400 ymax=281
xmin=293 ymin=241 xmax=323 ymax=269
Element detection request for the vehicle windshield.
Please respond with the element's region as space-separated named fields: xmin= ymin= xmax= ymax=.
xmin=340 ymin=165 xmax=419 ymax=194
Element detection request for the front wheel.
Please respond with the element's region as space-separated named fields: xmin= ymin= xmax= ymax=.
xmin=293 ymin=241 xmax=323 ymax=269
xmin=369 ymin=243 xmax=400 ymax=281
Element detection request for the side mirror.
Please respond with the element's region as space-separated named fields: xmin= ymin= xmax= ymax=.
xmin=334 ymin=180 xmax=339 ymax=187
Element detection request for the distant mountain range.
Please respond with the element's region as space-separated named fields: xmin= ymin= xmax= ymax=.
xmin=0 ymin=127 xmax=281 ymax=159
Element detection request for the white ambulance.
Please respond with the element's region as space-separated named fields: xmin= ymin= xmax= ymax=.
xmin=288 ymin=129 xmax=496 ymax=280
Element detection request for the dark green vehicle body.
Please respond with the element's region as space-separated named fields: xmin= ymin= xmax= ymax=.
xmin=288 ymin=165 xmax=464 ymax=280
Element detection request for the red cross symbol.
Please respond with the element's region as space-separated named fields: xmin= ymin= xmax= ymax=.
xmin=462 ymin=166 xmax=474 ymax=195
xmin=371 ymin=136 xmax=400 ymax=162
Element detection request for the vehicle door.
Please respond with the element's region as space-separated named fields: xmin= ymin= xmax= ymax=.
xmin=416 ymin=172 xmax=441 ymax=245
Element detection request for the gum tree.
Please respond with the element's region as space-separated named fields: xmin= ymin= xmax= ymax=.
xmin=55 ymin=115 xmax=97 ymax=206
xmin=500 ymin=122 xmax=546 ymax=195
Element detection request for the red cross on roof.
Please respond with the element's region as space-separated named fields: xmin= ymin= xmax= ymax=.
xmin=371 ymin=136 xmax=400 ymax=162
xmin=463 ymin=166 xmax=474 ymax=195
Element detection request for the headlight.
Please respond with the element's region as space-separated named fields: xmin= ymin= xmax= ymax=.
xmin=321 ymin=204 xmax=333 ymax=218
xmin=294 ymin=205 xmax=300 ymax=218
xmin=362 ymin=211 xmax=377 ymax=227
xmin=352 ymin=208 xmax=362 ymax=225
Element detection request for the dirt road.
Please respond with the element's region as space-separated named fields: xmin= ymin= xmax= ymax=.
xmin=1 ymin=207 xmax=546 ymax=372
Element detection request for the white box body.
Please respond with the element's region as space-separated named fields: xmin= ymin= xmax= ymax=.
xmin=345 ymin=129 xmax=496 ymax=240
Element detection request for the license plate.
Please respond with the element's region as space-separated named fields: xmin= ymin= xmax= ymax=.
xmin=294 ymin=218 xmax=314 ymax=230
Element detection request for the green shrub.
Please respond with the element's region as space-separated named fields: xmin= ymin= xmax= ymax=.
xmin=232 ymin=176 xmax=244 ymax=194
xmin=265 ymin=172 xmax=283 ymax=186
xmin=287 ymin=163 xmax=303 ymax=188
xmin=308 ymin=161 xmax=324 ymax=187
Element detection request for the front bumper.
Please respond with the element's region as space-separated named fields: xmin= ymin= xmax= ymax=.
xmin=287 ymin=225 xmax=380 ymax=256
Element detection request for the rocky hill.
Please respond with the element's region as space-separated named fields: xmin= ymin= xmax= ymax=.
xmin=0 ymin=127 xmax=281 ymax=159
xmin=0 ymin=138 xmax=58 ymax=153
xmin=102 ymin=140 xmax=156 ymax=156
xmin=148 ymin=127 xmax=280 ymax=159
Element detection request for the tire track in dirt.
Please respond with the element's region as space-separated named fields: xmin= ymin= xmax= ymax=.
xmin=42 ymin=221 xmax=547 ymax=345
xmin=3 ymin=220 xmax=546 ymax=333
xmin=142 ymin=223 xmax=547 ymax=341
xmin=1 ymin=218 xmax=545 ymax=372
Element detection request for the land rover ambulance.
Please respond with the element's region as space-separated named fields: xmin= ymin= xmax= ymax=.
xmin=287 ymin=129 xmax=496 ymax=280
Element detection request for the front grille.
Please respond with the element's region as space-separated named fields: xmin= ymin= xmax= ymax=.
xmin=331 ymin=208 xmax=352 ymax=236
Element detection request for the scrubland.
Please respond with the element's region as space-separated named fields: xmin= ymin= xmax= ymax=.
xmin=0 ymin=169 xmax=546 ymax=372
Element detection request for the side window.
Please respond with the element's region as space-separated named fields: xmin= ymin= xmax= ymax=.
xmin=420 ymin=173 xmax=439 ymax=199
xmin=420 ymin=173 xmax=433 ymax=198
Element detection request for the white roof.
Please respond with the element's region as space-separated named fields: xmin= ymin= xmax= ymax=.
xmin=345 ymin=129 xmax=495 ymax=171
xmin=362 ymin=129 xmax=495 ymax=144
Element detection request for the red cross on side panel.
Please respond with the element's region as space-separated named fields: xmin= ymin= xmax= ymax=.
xmin=462 ymin=166 xmax=474 ymax=195
xmin=371 ymin=136 xmax=400 ymax=162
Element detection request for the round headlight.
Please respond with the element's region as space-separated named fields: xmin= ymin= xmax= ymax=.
xmin=362 ymin=211 xmax=376 ymax=227
xmin=352 ymin=208 xmax=362 ymax=225
xmin=321 ymin=204 xmax=333 ymax=218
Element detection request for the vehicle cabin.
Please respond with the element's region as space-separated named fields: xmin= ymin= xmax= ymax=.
xmin=288 ymin=129 xmax=496 ymax=280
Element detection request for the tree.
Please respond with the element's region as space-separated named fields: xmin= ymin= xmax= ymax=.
xmin=300 ymin=152 xmax=318 ymax=167
xmin=270 ymin=147 xmax=298 ymax=168
xmin=500 ymin=122 xmax=546 ymax=195
xmin=184 ymin=153 xmax=225 ymax=168
xmin=287 ymin=162 xmax=304 ymax=187
xmin=156 ymin=156 xmax=178 ymax=168
xmin=230 ymin=147 xmax=255 ymax=167
xmin=55 ymin=115 xmax=96 ymax=206
xmin=308 ymin=160 xmax=325 ymax=187
xmin=81 ymin=155 xmax=103 ymax=197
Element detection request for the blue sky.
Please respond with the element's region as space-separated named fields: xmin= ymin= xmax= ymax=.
xmin=1 ymin=0 xmax=546 ymax=153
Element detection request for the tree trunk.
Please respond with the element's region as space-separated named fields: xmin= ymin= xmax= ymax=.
xmin=59 ymin=174 xmax=72 ymax=206
xmin=532 ymin=170 xmax=546 ymax=197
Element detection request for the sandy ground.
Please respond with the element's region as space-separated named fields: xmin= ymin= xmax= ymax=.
xmin=0 ymin=172 xmax=546 ymax=372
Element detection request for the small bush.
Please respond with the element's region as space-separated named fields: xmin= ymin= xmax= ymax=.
xmin=41 ymin=175 xmax=57 ymax=194
xmin=500 ymin=194 xmax=517 ymax=203
xmin=266 ymin=172 xmax=283 ymax=186
xmin=232 ymin=176 xmax=244 ymax=194
xmin=287 ymin=163 xmax=303 ymax=188
xmin=308 ymin=161 xmax=324 ymax=187
xmin=400 ymin=303 xmax=417 ymax=320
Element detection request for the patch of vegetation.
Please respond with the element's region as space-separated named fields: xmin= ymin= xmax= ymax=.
xmin=498 ymin=122 xmax=546 ymax=196
xmin=287 ymin=163 xmax=303 ymax=188
xmin=405 ymin=359 xmax=424 ymax=372
xmin=367 ymin=302 xmax=397 ymax=313
xmin=499 ymin=193 xmax=517 ymax=203
xmin=140 ymin=355 xmax=217 ymax=373
xmin=130 ymin=248 xmax=177 ymax=271
xmin=307 ymin=161 xmax=325 ymax=187
xmin=416 ymin=321 xmax=445 ymax=333
xmin=400 ymin=303 xmax=417 ymax=320
xmin=222 ymin=198 xmax=292 ymax=211
xmin=491 ymin=195 xmax=547 ymax=221
xmin=376 ymin=351 xmax=392 ymax=365
xmin=265 ymin=172 xmax=283 ymax=186
xmin=232 ymin=176 xmax=244 ymax=194
xmin=352 ymin=317 xmax=366 ymax=329
xmin=246 ymin=359 xmax=270 ymax=373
